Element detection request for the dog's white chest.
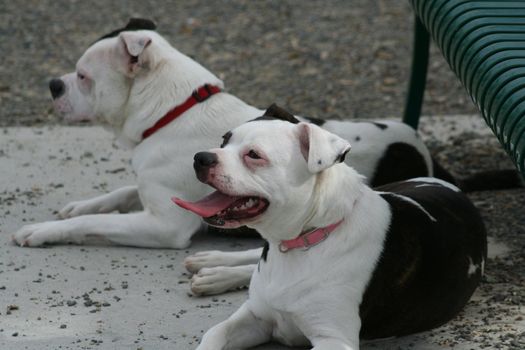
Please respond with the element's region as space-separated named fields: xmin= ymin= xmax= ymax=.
xmin=249 ymin=279 xmax=310 ymax=346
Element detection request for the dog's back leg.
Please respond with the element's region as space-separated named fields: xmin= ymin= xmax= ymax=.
xmin=58 ymin=185 xmax=142 ymax=218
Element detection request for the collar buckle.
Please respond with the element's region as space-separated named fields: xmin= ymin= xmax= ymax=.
xmin=278 ymin=243 xmax=289 ymax=253
xmin=192 ymin=84 xmax=212 ymax=102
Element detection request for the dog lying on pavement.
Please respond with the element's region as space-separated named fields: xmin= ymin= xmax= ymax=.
xmin=12 ymin=19 xmax=440 ymax=248
xmin=174 ymin=115 xmax=487 ymax=349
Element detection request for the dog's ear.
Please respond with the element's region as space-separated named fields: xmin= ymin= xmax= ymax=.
xmin=263 ymin=104 xmax=300 ymax=124
xmin=118 ymin=32 xmax=152 ymax=77
xmin=296 ymin=122 xmax=351 ymax=173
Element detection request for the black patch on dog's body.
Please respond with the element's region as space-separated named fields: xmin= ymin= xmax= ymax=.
xmin=261 ymin=241 xmax=269 ymax=262
xmin=303 ymin=116 xmax=326 ymax=126
xmin=359 ymin=180 xmax=487 ymax=339
xmin=370 ymin=143 xmax=429 ymax=187
xmin=95 ymin=18 xmax=157 ymax=43
xmin=363 ymin=121 xmax=388 ymax=130
xmin=258 ymin=241 xmax=270 ymax=272
xmin=432 ymin=158 xmax=458 ymax=186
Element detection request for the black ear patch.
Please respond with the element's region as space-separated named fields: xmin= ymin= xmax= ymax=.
xmin=220 ymin=131 xmax=232 ymax=148
xmin=250 ymin=103 xmax=301 ymax=124
xmin=95 ymin=18 xmax=157 ymax=43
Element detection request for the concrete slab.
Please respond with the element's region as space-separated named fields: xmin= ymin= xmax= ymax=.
xmin=1 ymin=118 xmax=523 ymax=350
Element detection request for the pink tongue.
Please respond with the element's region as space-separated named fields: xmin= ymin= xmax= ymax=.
xmin=172 ymin=191 xmax=241 ymax=218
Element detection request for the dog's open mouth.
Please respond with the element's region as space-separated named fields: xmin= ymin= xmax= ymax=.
xmin=172 ymin=191 xmax=269 ymax=227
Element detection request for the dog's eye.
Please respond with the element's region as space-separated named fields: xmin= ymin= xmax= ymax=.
xmin=247 ymin=150 xmax=261 ymax=159
xmin=77 ymin=73 xmax=86 ymax=80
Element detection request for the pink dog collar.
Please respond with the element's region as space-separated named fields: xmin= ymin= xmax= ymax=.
xmin=278 ymin=219 xmax=344 ymax=253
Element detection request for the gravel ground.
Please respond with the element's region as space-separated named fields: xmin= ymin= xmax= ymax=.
xmin=0 ymin=0 xmax=477 ymax=126
xmin=419 ymin=117 xmax=525 ymax=350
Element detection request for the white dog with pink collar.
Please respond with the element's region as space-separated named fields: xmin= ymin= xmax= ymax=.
xmin=175 ymin=115 xmax=487 ymax=349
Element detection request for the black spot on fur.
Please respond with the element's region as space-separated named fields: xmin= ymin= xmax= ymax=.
xmin=250 ymin=104 xmax=300 ymax=124
xmin=355 ymin=136 xmax=361 ymax=142
xmin=304 ymin=116 xmax=326 ymax=126
xmin=95 ymin=18 xmax=157 ymax=43
xmin=220 ymin=131 xmax=232 ymax=148
xmin=317 ymin=159 xmax=322 ymax=165
xmin=258 ymin=241 xmax=270 ymax=272
xmin=371 ymin=143 xmax=429 ymax=187
xmin=370 ymin=122 xmax=388 ymax=130
xmin=261 ymin=241 xmax=269 ymax=262
xmin=359 ymin=180 xmax=487 ymax=338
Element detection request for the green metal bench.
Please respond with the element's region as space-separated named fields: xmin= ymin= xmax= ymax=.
xmin=403 ymin=0 xmax=525 ymax=175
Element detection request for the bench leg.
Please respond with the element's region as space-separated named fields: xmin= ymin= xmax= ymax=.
xmin=403 ymin=15 xmax=430 ymax=130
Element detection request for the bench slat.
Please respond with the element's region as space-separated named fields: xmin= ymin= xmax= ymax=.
xmin=409 ymin=0 xmax=525 ymax=174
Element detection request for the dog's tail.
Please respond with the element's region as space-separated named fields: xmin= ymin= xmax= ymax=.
xmin=432 ymin=158 xmax=525 ymax=192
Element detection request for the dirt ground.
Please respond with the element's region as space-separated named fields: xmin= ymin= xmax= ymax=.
xmin=0 ymin=0 xmax=477 ymax=126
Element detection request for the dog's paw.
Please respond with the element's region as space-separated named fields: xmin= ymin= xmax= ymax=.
xmin=58 ymin=199 xmax=111 ymax=219
xmin=184 ymin=250 xmax=237 ymax=273
xmin=190 ymin=266 xmax=249 ymax=296
xmin=12 ymin=222 xmax=66 ymax=247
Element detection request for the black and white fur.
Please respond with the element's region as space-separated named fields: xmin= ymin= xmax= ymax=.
xmin=181 ymin=119 xmax=487 ymax=349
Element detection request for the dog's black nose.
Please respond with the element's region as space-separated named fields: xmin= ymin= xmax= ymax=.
xmin=49 ymin=79 xmax=65 ymax=99
xmin=194 ymin=152 xmax=218 ymax=169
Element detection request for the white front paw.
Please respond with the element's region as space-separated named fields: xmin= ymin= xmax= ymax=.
xmin=12 ymin=221 xmax=67 ymax=247
xmin=190 ymin=267 xmax=246 ymax=296
xmin=184 ymin=250 xmax=231 ymax=273
xmin=58 ymin=199 xmax=111 ymax=219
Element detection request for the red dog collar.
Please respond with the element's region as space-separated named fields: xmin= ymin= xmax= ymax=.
xmin=279 ymin=219 xmax=344 ymax=253
xmin=142 ymin=84 xmax=221 ymax=139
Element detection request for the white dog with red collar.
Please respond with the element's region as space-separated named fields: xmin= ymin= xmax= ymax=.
xmin=11 ymin=19 xmax=435 ymax=248
xmin=175 ymin=117 xmax=487 ymax=350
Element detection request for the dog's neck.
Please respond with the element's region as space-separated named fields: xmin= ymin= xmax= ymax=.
xmin=115 ymin=45 xmax=225 ymax=147
xmin=257 ymin=164 xmax=366 ymax=246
